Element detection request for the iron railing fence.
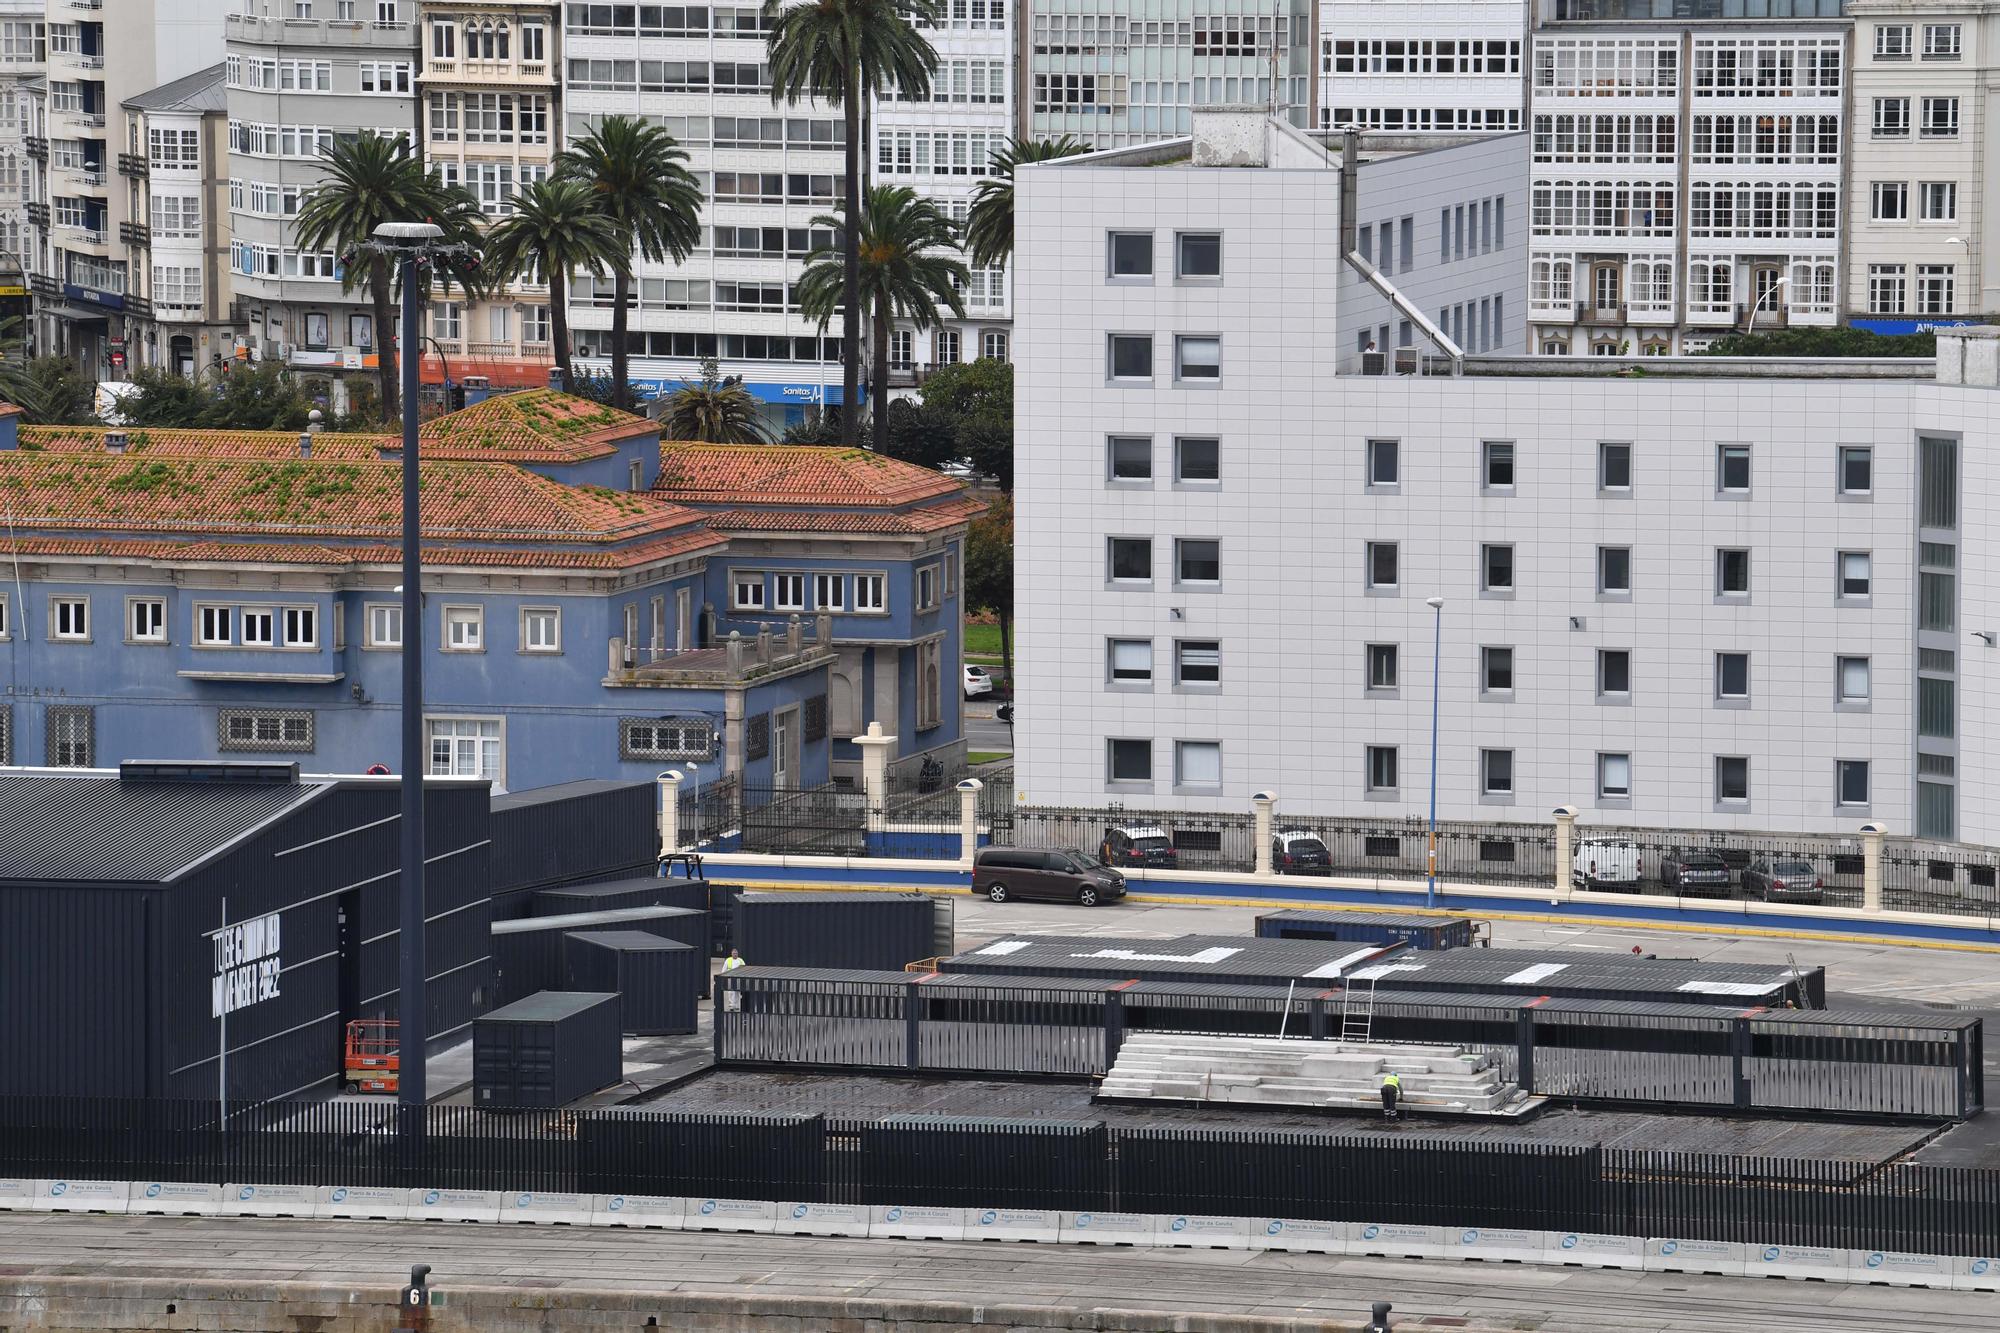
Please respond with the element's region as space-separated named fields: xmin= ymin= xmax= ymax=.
xmin=736 ymin=782 xmax=867 ymax=856
xmin=676 ymin=773 xmax=738 ymax=849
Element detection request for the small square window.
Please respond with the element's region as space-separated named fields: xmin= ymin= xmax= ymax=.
xmin=1481 ymin=543 xmax=1514 ymax=592
xmin=1176 ymin=639 xmax=1221 ymax=686
xmin=1838 ymin=655 xmax=1870 ymax=702
xmin=732 ymin=572 xmax=766 ymax=610
xmin=1367 ymin=438 xmax=1398 ymax=487
xmin=1598 ymin=546 xmax=1631 ymax=594
xmin=1108 ymin=334 xmax=1153 ymax=380
xmin=1107 ymin=737 xmax=1152 ymax=783
xmin=1482 ymin=440 xmax=1515 ymax=488
xmin=1717 ymin=444 xmax=1751 ymax=492
xmin=1839 ymin=551 xmax=1872 ymax=597
xmin=1108 ymin=638 xmax=1153 ymax=684
xmin=1481 ymin=646 xmax=1513 ymax=693
xmin=1598 ymin=752 xmax=1631 ymax=799
xmin=367 ymin=603 xmax=402 ymax=648
xmin=1108 ymin=537 xmax=1152 ymax=583
xmin=1481 ymin=748 xmax=1514 ymax=795
xmin=241 ymin=609 xmax=275 ymax=647
xmin=1839 ymin=447 xmax=1872 ymax=495
xmin=1175 ymin=539 xmax=1221 ymax=585
xmin=1108 ymin=435 xmax=1152 ymax=481
xmin=1598 ymin=649 xmax=1631 ymax=696
xmin=1716 ymin=651 xmax=1750 ymax=700
xmin=1599 ymin=441 xmax=1631 ymax=490
xmin=1108 ymin=231 xmax=1153 ymax=277
xmin=1176 ymin=740 xmax=1222 ymax=788
xmin=1175 ymin=436 xmax=1220 ymax=483
xmin=52 ymin=597 xmax=90 ymax=641
xmin=1716 ymin=548 xmax=1751 ymax=596
xmin=523 ymin=607 xmax=561 ymax=653
xmin=1366 ymin=744 xmax=1399 ymax=792
xmin=1716 ymin=755 xmax=1750 ymax=803
xmin=1177 ymin=231 xmax=1221 ymax=278
xmin=774 ymin=573 xmax=807 ymax=612
xmin=1174 ymin=335 xmax=1220 ymax=382
xmin=1366 ymin=541 xmax=1398 ymax=589
xmin=1366 ymin=643 xmax=1398 ymax=690
xmin=1837 ymin=760 xmax=1870 ymax=806
xmin=129 ymin=598 xmax=166 ymax=643
xmin=444 ymin=606 xmax=483 ymax=651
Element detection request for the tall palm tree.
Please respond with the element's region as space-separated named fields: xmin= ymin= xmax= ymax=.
xmin=293 ymin=132 xmax=475 ymax=421
xmin=484 ymin=178 xmax=628 ymax=391
xmin=660 ymin=356 xmax=774 ymax=443
xmin=796 ymin=185 xmax=967 ymax=455
xmin=766 ymin=0 xmax=941 ymax=447
xmin=964 ymin=135 xmax=1088 ymax=271
xmin=554 ymin=116 xmax=704 ymax=411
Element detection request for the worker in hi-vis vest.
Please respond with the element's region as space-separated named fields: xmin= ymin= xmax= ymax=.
xmin=722 ymin=949 xmax=746 ymax=972
xmin=1380 ymin=1071 xmax=1402 ymax=1120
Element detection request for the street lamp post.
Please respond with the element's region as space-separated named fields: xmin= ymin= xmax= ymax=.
xmin=1743 ymin=275 xmax=1789 ymax=336
xmin=1425 ymin=596 xmax=1444 ymax=910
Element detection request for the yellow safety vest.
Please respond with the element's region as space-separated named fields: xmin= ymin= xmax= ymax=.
xmin=722 ymin=955 xmax=745 ymax=971
xmin=1382 ymin=1074 xmax=1401 ymax=1089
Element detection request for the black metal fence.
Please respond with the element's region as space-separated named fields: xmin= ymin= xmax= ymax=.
xmin=737 ymin=783 xmax=868 ymax=856
xmin=677 ymin=773 xmax=738 ymax=850
xmin=2 ymin=1095 xmax=1997 ymax=1253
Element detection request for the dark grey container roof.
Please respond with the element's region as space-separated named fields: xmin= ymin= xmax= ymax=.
xmin=492 ymin=778 xmax=650 ymax=810
xmin=565 ymin=930 xmax=696 ymax=953
xmin=538 ymin=875 xmax=681 ymax=897
xmin=479 ymin=990 xmax=621 ymax=1023
xmin=0 ymin=770 xmax=326 ymax=883
xmin=738 ymin=890 xmax=934 ymax=903
xmin=1256 ymin=910 xmax=1477 ymax=929
xmin=494 ymin=905 xmax=702 ymax=934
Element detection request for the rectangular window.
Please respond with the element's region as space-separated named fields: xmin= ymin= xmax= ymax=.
xmin=428 ymin=717 xmax=502 ymax=781
xmin=1598 ymin=649 xmax=1631 ymax=697
xmin=1874 ymin=97 xmax=1910 ymax=137
xmin=1838 ymin=656 xmax=1870 ymax=703
xmin=1925 ymin=23 xmax=1962 ymax=58
xmin=1716 ymin=548 xmax=1751 ymax=596
xmin=1175 ymin=437 xmax=1220 ymax=483
xmin=1367 ymin=541 xmax=1398 ymax=589
xmin=1175 ymin=335 xmax=1221 ymax=382
xmin=1921 ymin=570 xmax=1955 ymax=630
xmin=1918 ymin=264 xmax=1956 ymax=315
xmin=1482 ymin=439 xmax=1515 ymax=489
xmin=241 ymin=609 xmax=275 ymax=646
xmin=1922 ymin=97 xmax=1959 ymax=137
xmin=1921 ymin=182 xmax=1957 ymax=221
xmin=1175 ymin=539 xmax=1220 ymax=585
xmin=1367 ymin=643 xmax=1398 ymax=690
xmin=367 ymin=603 xmax=402 ymax=648
xmin=1367 ymin=438 xmax=1399 ymax=487
xmin=773 ymin=573 xmax=807 ymax=612
xmin=1919 ymin=435 xmax=1958 ymax=529
xmin=1108 ymin=435 xmax=1151 ymax=480
xmin=732 ymin=572 xmax=766 ymax=610
xmin=1716 ymin=755 xmax=1750 ymax=803
xmin=1839 ymin=551 xmax=1872 ymax=597
xmin=1716 ymin=652 xmax=1750 ymax=700
xmin=1176 ymin=740 xmax=1222 ymax=788
xmin=1481 ymin=748 xmax=1514 ymax=796
xmin=1599 ymin=442 xmax=1631 ymax=490
xmin=1176 ymin=640 xmax=1221 ymax=686
xmin=1108 ymin=231 xmax=1152 ymax=277
xmin=1177 ymin=232 xmax=1222 ymax=278
xmin=1481 ymin=646 xmax=1514 ymax=693
xmin=1869 ymin=264 xmax=1907 ymax=315
xmin=915 ymin=565 xmax=940 ymax=612
xmin=51 ymin=597 xmax=88 ymax=641
xmin=1107 ymin=737 xmax=1152 ymax=784
xmin=219 ymin=708 xmax=314 ymax=753
xmin=1919 ymin=677 xmax=1955 ymax=738
xmin=1717 ymin=444 xmax=1751 ymax=492
xmin=1877 ymin=24 xmax=1912 ymax=58
xmin=281 ymin=606 xmax=317 ymax=647
xmin=1837 ymin=760 xmax=1870 ymax=806
xmin=1481 ymin=543 xmax=1514 ymax=592
xmin=1838 ymin=446 xmax=1872 ymax=495
xmin=1108 ymin=537 xmax=1152 ymax=584
xmin=46 ymin=705 xmax=92 ymax=768
xmin=1108 ymin=638 xmax=1153 ymax=684
xmin=811 ymin=573 xmax=844 ymax=612
xmin=1366 ymin=744 xmax=1399 ymax=792
xmin=854 ymin=573 xmax=886 ymax=612
xmin=522 ymin=608 xmax=560 ymax=652
xmin=1871 ymin=181 xmax=1908 ymax=221
xmin=1599 ymin=753 xmax=1632 ymax=799
xmin=128 ymin=598 xmax=166 ymax=643
xmin=1108 ymin=334 xmax=1152 ymax=380
xmin=444 ymin=606 xmax=484 ymax=651
xmin=620 ymin=718 xmax=714 ymax=762
xmin=1598 ymin=547 xmax=1631 ymax=594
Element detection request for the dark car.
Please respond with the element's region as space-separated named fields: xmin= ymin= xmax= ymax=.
xmin=1658 ymin=847 xmax=1733 ymax=896
xmin=1272 ymin=830 xmax=1332 ymax=875
xmin=973 ymin=847 xmax=1126 ymax=906
xmin=1739 ymin=856 xmax=1824 ymax=905
xmin=1101 ymin=825 xmax=1178 ymax=869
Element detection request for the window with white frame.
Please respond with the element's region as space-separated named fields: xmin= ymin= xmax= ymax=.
xmin=0 ymin=592 xmax=9 ymax=640
xmin=1838 ymin=656 xmax=1870 ymax=703
xmin=1875 ymin=24 xmax=1911 ymax=58
xmin=522 ymin=607 xmax=559 ymax=652
xmin=1599 ymin=752 xmax=1631 ymax=799
xmin=773 ymin=572 xmax=806 ymax=611
xmin=981 ymin=330 xmax=1008 ymax=361
xmin=198 ymin=604 xmax=232 ymax=645
xmin=1923 ymin=24 xmax=1961 ymax=59
xmin=1367 ymin=541 xmax=1398 ymax=589
xmin=1871 ymin=181 xmax=1908 ymax=221
xmin=1175 ymin=539 xmax=1220 ymax=585
xmin=428 ymin=717 xmax=501 ymax=780
xmin=732 ymin=571 xmax=766 ymax=610
xmin=1918 ymin=264 xmax=1956 ymax=315
xmin=1868 ymin=264 xmax=1906 ymax=315
xmin=242 ymin=608 xmax=275 ymax=646
xmin=219 ymin=708 xmax=314 ymax=752
xmin=916 ymin=564 xmax=940 ymax=611
xmin=1598 ymin=649 xmax=1632 ymax=697
xmin=359 ymin=61 xmax=412 ymax=93
xmin=854 ymin=573 xmax=885 ymax=612
xmin=1366 ymin=744 xmax=1398 ymax=792
xmin=811 ymin=573 xmax=844 ymax=612
xmin=1873 ymin=97 xmax=1910 ymax=137
xmin=1107 ymin=738 xmax=1152 ymax=785
xmin=1108 ymin=334 xmax=1152 ymax=380
xmin=366 ymin=603 xmax=402 ymax=648
xmin=1921 ymin=96 xmax=1959 ymax=137
xmin=1481 ymin=543 xmax=1514 ymax=592
xmin=1176 ymin=740 xmax=1222 ymax=789
xmin=1598 ymin=546 xmax=1631 ymax=594
xmin=1716 ymin=755 xmax=1750 ymax=803
xmin=1481 ymin=748 xmax=1514 ymax=796
xmin=443 ymin=606 xmax=483 ymax=651
xmin=282 ymin=606 xmax=316 ymax=647
xmin=1839 ymin=551 xmax=1872 ymax=597
xmin=1716 ymin=652 xmax=1751 ymax=700
xmin=1839 ymin=446 xmax=1872 ymax=495
xmin=1108 ymin=638 xmax=1153 ymax=684
xmin=1716 ymin=548 xmax=1752 ymax=596
xmin=1176 ymin=640 xmax=1220 ymax=686
xmin=127 ymin=597 xmax=165 ymax=643
xmin=1837 ymin=759 xmax=1870 ymax=806
xmin=1175 ymin=436 xmax=1220 ymax=484
xmin=1366 ymin=643 xmax=1397 ymax=690
xmin=51 ymin=597 xmax=89 ymax=641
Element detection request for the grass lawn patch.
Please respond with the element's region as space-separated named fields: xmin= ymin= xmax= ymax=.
xmin=965 ymin=624 xmax=1003 ymax=656
xmin=967 ymin=751 xmax=1010 ymax=765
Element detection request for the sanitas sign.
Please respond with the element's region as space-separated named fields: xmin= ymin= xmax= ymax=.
xmin=212 ymin=912 xmax=282 ymax=1018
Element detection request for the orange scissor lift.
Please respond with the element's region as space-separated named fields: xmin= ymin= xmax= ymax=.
xmin=343 ymin=1019 xmax=400 ymax=1093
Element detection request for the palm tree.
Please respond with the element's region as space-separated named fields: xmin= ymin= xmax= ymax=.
xmin=484 ymin=178 xmax=628 ymax=392
xmin=766 ymin=0 xmax=941 ymax=447
xmin=965 ymin=135 xmax=1088 ymax=271
xmin=796 ymin=185 xmax=967 ymax=455
xmin=554 ymin=116 xmax=703 ymax=411
xmin=293 ymin=132 xmax=472 ymax=422
xmin=660 ymin=357 xmax=774 ymax=443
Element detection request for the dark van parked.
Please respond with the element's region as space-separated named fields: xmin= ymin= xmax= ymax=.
xmin=974 ymin=848 xmax=1127 ymax=906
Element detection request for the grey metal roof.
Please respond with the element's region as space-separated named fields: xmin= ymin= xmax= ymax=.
xmin=565 ymin=929 xmax=695 ymax=952
xmin=122 ymin=63 xmax=227 ymax=114
xmin=1256 ymin=909 xmax=1474 ymax=929
xmin=0 ymin=770 xmax=326 ymax=883
xmin=479 ymin=990 xmax=620 ymax=1023
xmin=493 ymin=905 xmax=701 ymax=934
xmin=491 ymin=778 xmax=649 ymax=810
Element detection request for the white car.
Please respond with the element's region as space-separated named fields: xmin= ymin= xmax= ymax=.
xmin=963 ymin=664 xmax=994 ymax=699
xmin=1575 ymin=839 xmax=1642 ymax=892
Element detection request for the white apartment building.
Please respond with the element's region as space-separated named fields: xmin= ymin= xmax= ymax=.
xmin=0 ymin=0 xmax=41 ymax=312
xmin=1528 ymin=0 xmax=1846 ymax=355
xmin=1848 ymin=1 xmax=1992 ymax=328
xmin=1015 ymin=108 xmax=1997 ymax=845
xmin=1318 ymin=0 xmax=1527 ymax=135
xmin=120 ymin=65 xmax=235 ymax=377
xmin=1020 ymin=0 xmax=1315 ymax=148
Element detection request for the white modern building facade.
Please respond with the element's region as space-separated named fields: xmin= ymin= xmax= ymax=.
xmin=0 ymin=0 xmax=40 ymax=307
xmin=120 ymin=65 xmax=235 ymax=378
xmin=1319 ymin=0 xmax=1527 ymax=135
xmin=1015 ymin=109 xmax=1998 ymax=844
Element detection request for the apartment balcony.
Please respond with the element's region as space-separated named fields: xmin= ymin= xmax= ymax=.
xmin=23 ymin=136 xmax=46 ymax=161
xmin=224 ymin=14 xmax=416 ymax=48
xmin=424 ymin=57 xmax=554 ymax=84
xmin=605 ymin=616 xmax=836 ymax=690
xmin=61 ymin=111 xmax=107 ymax=131
xmin=24 ymin=202 xmax=47 ymax=228
xmin=116 ymin=152 xmax=147 ymax=178
xmin=66 ymin=0 xmax=102 ymax=9
xmin=59 ymin=225 xmax=108 ymax=247
xmin=65 ymin=167 xmax=107 ymax=189
xmin=1575 ymin=302 xmax=1628 ymax=328
xmin=1739 ymin=303 xmax=1789 ymax=330
xmin=53 ymin=51 xmax=104 ymax=71
xmin=885 ymin=361 xmax=963 ymax=387
xmin=118 ymin=221 xmax=148 ymax=248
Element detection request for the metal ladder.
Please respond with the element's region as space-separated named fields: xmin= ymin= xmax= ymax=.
xmin=1785 ymin=952 xmax=1812 ymax=1009
xmin=1340 ymin=976 xmax=1378 ymax=1045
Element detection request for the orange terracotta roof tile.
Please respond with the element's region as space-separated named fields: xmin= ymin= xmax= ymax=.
xmin=0 ymin=530 xmax=723 ymax=571
xmin=20 ymin=425 xmax=389 ymax=459
xmin=653 ymin=443 xmax=965 ymax=507
xmin=700 ymin=496 xmax=987 ymax=535
xmin=407 ymin=388 xmax=656 ymax=461
xmin=0 ymin=401 xmax=23 ymax=419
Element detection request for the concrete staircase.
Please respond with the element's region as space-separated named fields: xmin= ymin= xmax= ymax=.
xmin=1097 ymin=1034 xmax=1541 ymax=1119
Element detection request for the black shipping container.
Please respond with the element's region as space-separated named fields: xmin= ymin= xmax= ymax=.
xmin=705 ymin=882 xmax=747 ymax=956
xmin=562 ymin=931 xmax=702 ymax=1035
xmin=734 ymin=891 xmax=945 ymax=971
xmin=492 ymin=906 xmax=709 ymax=1003
xmin=1255 ymin=910 xmax=1477 ymax=951
xmin=473 ymin=991 xmax=622 ymax=1108
xmin=488 ymin=780 xmax=658 ymax=906
xmin=534 ymin=875 xmax=710 ymax=918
